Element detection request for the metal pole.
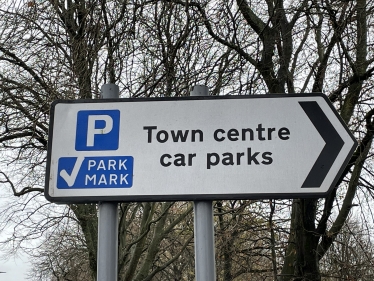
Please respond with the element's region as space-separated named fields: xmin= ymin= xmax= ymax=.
xmin=97 ymin=84 xmax=119 ymax=281
xmin=191 ymin=85 xmax=216 ymax=281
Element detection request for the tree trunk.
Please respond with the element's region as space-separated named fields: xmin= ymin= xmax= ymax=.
xmin=281 ymin=199 xmax=320 ymax=281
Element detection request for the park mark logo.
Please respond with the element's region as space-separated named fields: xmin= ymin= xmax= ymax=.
xmin=56 ymin=110 xmax=134 ymax=189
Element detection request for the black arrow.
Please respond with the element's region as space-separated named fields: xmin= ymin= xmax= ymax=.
xmin=299 ymin=101 xmax=344 ymax=188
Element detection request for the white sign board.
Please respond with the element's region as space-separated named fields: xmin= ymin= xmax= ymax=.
xmin=45 ymin=94 xmax=357 ymax=203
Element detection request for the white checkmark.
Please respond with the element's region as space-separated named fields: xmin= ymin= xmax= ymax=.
xmin=60 ymin=156 xmax=84 ymax=187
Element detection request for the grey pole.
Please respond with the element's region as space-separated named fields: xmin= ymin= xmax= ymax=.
xmin=97 ymin=84 xmax=119 ymax=281
xmin=191 ymin=85 xmax=216 ymax=281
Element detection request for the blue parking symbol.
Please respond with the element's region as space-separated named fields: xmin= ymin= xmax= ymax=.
xmin=75 ymin=110 xmax=120 ymax=151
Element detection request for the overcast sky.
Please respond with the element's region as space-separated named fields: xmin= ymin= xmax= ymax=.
xmin=0 ymin=193 xmax=32 ymax=281
xmin=1 ymin=254 xmax=30 ymax=280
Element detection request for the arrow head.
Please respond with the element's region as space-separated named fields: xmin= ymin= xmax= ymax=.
xmin=299 ymin=101 xmax=345 ymax=188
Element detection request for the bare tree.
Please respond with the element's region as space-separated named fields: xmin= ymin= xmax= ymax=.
xmin=1 ymin=1 xmax=374 ymax=280
xmin=320 ymin=218 xmax=374 ymax=281
xmin=0 ymin=1 xmax=201 ymax=279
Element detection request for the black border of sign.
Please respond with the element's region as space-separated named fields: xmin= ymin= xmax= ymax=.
xmin=45 ymin=93 xmax=357 ymax=204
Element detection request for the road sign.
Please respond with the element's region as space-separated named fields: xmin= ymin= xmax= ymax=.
xmin=45 ymin=94 xmax=357 ymax=203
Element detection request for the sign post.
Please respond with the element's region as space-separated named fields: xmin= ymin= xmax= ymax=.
xmin=45 ymin=92 xmax=357 ymax=280
xmin=97 ymin=84 xmax=119 ymax=281
xmin=191 ymin=86 xmax=216 ymax=281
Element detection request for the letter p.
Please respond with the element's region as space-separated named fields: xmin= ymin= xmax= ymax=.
xmin=86 ymin=115 xmax=113 ymax=147
xmin=75 ymin=110 xmax=120 ymax=151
